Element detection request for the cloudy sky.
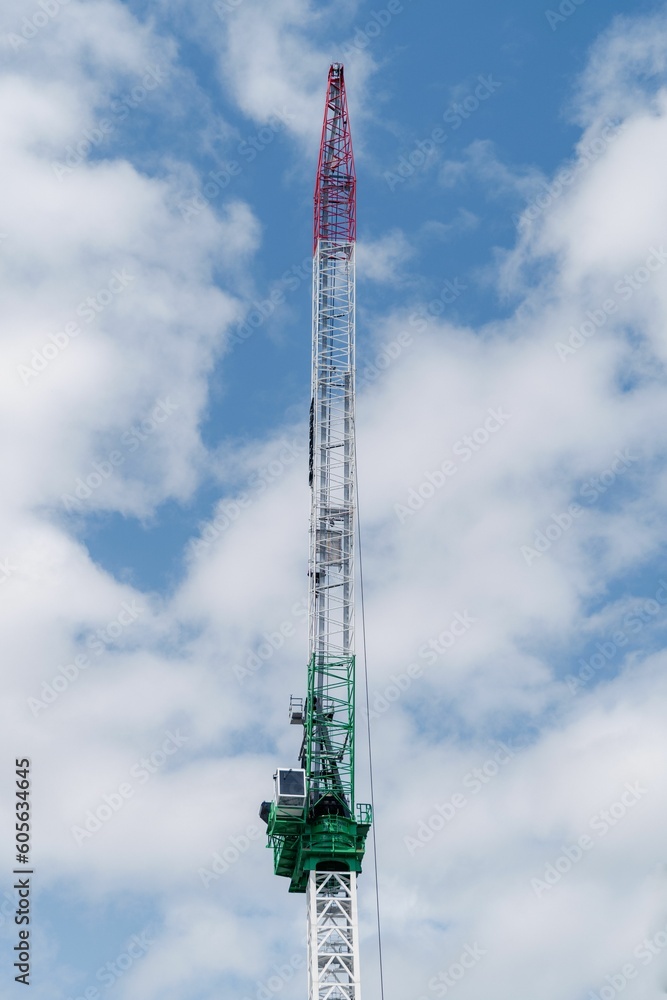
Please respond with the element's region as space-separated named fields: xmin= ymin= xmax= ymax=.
xmin=2 ymin=0 xmax=667 ymax=997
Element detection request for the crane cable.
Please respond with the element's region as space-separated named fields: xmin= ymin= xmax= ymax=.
xmin=355 ymin=437 xmax=386 ymax=1000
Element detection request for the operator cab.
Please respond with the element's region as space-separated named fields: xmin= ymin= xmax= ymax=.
xmin=274 ymin=768 xmax=307 ymax=817
xmin=259 ymin=767 xmax=307 ymax=824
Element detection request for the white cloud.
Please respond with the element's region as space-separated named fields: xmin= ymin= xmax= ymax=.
xmin=574 ymin=12 xmax=667 ymax=126
xmin=439 ymin=138 xmax=543 ymax=199
xmin=356 ymin=228 xmax=414 ymax=282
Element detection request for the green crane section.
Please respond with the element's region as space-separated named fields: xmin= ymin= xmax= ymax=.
xmin=264 ymin=654 xmax=371 ymax=893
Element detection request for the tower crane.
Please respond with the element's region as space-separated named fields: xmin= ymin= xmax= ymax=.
xmin=260 ymin=63 xmax=371 ymax=1000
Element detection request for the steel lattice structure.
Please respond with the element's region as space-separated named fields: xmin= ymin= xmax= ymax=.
xmin=308 ymin=871 xmax=362 ymax=1000
xmin=260 ymin=64 xmax=370 ymax=1000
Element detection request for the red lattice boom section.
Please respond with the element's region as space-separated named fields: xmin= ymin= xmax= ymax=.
xmin=314 ymin=64 xmax=356 ymax=251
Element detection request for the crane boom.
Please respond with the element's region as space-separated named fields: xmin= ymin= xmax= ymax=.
xmin=260 ymin=63 xmax=370 ymax=1000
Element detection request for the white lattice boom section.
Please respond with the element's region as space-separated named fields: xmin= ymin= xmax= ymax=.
xmin=308 ymin=871 xmax=362 ymax=1000
xmin=309 ymin=241 xmax=355 ymax=664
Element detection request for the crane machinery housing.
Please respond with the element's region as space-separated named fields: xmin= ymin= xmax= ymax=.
xmin=259 ymin=63 xmax=371 ymax=1000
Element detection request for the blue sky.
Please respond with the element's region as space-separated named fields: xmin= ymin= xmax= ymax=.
xmin=2 ymin=1 xmax=667 ymax=998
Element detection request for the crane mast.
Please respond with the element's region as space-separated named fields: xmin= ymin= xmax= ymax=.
xmin=260 ymin=63 xmax=370 ymax=1000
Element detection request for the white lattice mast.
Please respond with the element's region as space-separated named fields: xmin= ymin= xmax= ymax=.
xmin=260 ymin=62 xmax=369 ymax=1000
xmin=308 ymin=871 xmax=362 ymax=1000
